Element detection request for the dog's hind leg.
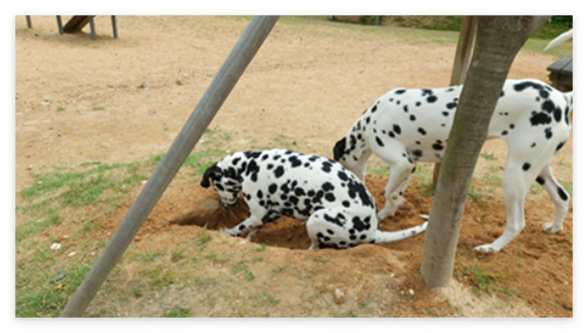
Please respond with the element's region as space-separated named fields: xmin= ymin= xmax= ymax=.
xmin=377 ymin=173 xmax=412 ymax=222
xmin=474 ymin=146 xmax=553 ymax=253
xmin=306 ymin=209 xmax=354 ymax=249
xmin=536 ymin=164 xmax=570 ymax=233
xmin=371 ymin=141 xmax=415 ymax=221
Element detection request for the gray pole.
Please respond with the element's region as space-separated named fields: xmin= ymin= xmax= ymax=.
xmin=60 ymin=15 xmax=279 ymax=317
xmin=89 ymin=16 xmax=96 ymax=41
xmin=56 ymin=16 xmax=63 ymax=35
xmin=111 ymin=15 xmax=118 ymax=38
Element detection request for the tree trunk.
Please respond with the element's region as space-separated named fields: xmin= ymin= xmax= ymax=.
xmin=432 ymin=15 xmax=477 ymax=188
xmin=420 ymin=16 xmax=549 ymax=289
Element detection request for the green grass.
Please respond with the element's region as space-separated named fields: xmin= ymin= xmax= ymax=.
xmin=326 ymin=15 xmax=571 ymax=40
xmin=456 ymin=264 xmax=512 ymax=297
xmin=15 ymin=126 xmax=232 ymax=317
xmin=467 ymin=186 xmax=492 ymax=201
xmin=232 ymin=262 xmax=248 ymax=274
xmin=245 ymin=271 xmax=256 ymax=281
xmin=480 ymin=152 xmax=498 ymax=161
xmin=16 ymin=263 xmax=91 ymax=317
xmin=198 ymin=230 xmax=212 ymax=250
xmin=165 ymin=307 xmax=190 ymax=317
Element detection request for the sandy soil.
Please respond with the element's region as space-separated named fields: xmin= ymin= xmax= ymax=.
xmin=15 ymin=16 xmax=573 ymax=317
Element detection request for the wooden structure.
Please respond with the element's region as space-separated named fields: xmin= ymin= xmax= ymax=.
xmin=547 ymin=54 xmax=573 ymax=92
xmin=25 ymin=15 xmax=118 ymax=40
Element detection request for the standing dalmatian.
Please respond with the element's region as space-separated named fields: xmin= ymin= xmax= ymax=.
xmin=333 ymin=79 xmax=572 ymax=253
xmin=201 ymin=149 xmax=427 ymax=249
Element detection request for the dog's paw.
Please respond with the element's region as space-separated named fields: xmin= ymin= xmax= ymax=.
xmin=542 ymin=222 xmax=562 ymax=234
xmin=219 ymin=228 xmax=238 ymax=237
xmin=473 ymin=244 xmax=497 ymax=253
xmin=377 ymin=211 xmax=393 ymax=223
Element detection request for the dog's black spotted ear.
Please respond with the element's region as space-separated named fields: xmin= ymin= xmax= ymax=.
xmin=333 ymin=138 xmax=346 ymax=161
xmin=201 ymin=164 xmax=217 ymax=188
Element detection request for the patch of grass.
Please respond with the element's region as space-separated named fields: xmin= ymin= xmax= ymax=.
xmin=272 ymin=134 xmax=298 ymax=150
xmin=480 ymin=152 xmax=498 ymax=161
xmin=457 ymin=264 xmax=513 ymax=298
xmin=273 ymin=264 xmax=288 ymax=273
xmin=251 ymin=256 xmax=263 ymax=264
xmin=56 ymin=106 xmax=66 ymax=111
xmin=481 ymin=175 xmax=502 ymax=184
xmin=337 ymin=310 xmax=357 ymax=318
xmin=367 ymin=164 xmax=389 ymax=176
xmin=259 ymin=292 xmax=279 ymax=305
xmin=171 ymin=249 xmax=185 ymax=263
xmin=175 ymin=79 xmax=183 ymax=86
xmin=198 ymin=230 xmax=212 ymax=250
xmin=232 ymin=262 xmax=248 ymax=274
xmin=165 ymin=307 xmax=190 ymax=317
xmin=133 ymin=289 xmax=143 ymax=298
xmin=16 ymin=263 xmax=91 ymax=317
xmin=467 ymin=186 xmax=492 ymax=201
xmin=131 ymin=249 xmax=166 ymax=262
xmin=488 ymin=165 xmax=501 ymax=174
xmin=149 ymin=269 xmax=177 ymax=289
xmin=245 ymin=271 xmax=255 ymax=281
xmin=15 ymin=209 xmax=61 ymax=243
xmin=91 ymin=106 xmax=104 ymax=111
xmin=16 ymin=160 xmax=150 ymax=252
xmin=20 ymin=161 xmax=144 ymax=203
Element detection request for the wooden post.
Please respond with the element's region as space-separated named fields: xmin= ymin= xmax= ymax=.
xmin=432 ymin=16 xmax=477 ymax=188
xmin=26 ymin=16 xmax=32 ymax=28
xmin=60 ymin=15 xmax=280 ymax=317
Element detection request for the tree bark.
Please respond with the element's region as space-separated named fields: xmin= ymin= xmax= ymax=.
xmin=432 ymin=16 xmax=477 ymax=188
xmin=420 ymin=16 xmax=549 ymax=289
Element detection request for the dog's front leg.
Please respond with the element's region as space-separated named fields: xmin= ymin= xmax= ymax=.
xmin=220 ymin=215 xmax=262 ymax=237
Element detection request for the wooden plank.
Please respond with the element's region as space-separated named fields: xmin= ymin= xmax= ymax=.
xmin=60 ymin=15 xmax=280 ymax=318
xmin=63 ymin=16 xmax=94 ymax=33
xmin=547 ymin=54 xmax=573 ymax=74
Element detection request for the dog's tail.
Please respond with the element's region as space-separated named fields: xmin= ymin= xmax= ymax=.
xmin=372 ymin=222 xmax=428 ymax=243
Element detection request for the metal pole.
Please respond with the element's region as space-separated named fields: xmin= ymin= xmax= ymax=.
xmin=26 ymin=16 xmax=32 ymax=28
xmin=432 ymin=16 xmax=477 ymax=188
xmin=56 ymin=16 xmax=63 ymax=35
xmin=60 ymin=15 xmax=279 ymax=317
xmin=89 ymin=16 xmax=96 ymax=41
xmin=111 ymin=15 xmax=118 ymax=38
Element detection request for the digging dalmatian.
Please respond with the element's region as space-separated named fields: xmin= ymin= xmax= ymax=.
xmin=201 ymin=149 xmax=427 ymax=249
xmin=333 ymin=79 xmax=573 ymax=253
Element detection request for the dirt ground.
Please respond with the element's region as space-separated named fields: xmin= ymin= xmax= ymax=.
xmin=15 ymin=16 xmax=573 ymax=317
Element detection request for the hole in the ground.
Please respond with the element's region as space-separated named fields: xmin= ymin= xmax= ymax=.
xmin=169 ymin=191 xmax=311 ymax=249
xmin=168 ymin=176 xmax=431 ymax=251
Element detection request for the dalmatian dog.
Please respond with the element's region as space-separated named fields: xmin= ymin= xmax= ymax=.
xmin=201 ymin=149 xmax=428 ymax=249
xmin=333 ymin=79 xmax=572 ymax=253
